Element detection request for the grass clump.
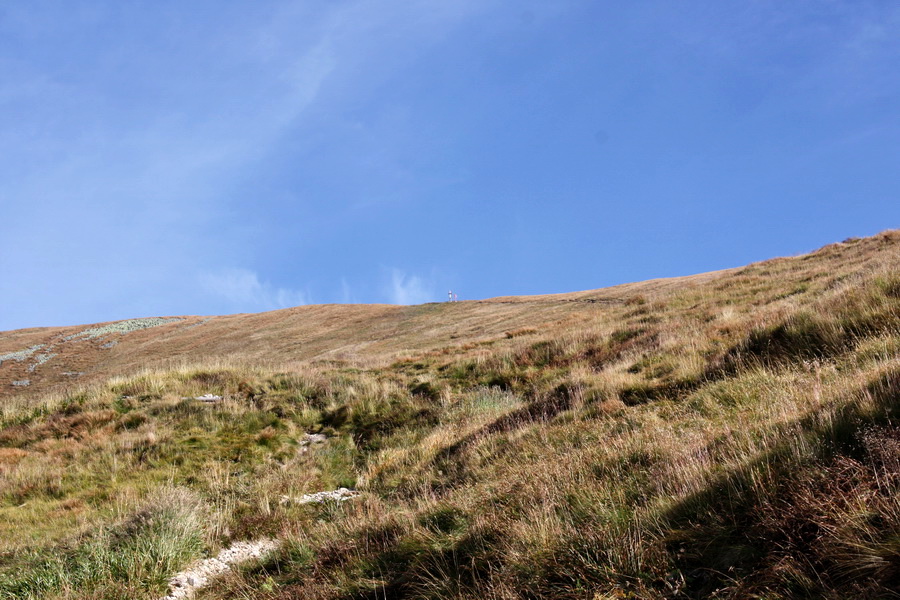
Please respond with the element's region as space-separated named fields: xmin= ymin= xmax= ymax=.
xmin=0 ymin=487 xmax=206 ymax=600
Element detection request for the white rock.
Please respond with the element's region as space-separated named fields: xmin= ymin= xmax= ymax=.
xmin=281 ymin=487 xmax=360 ymax=505
xmin=160 ymin=538 xmax=279 ymax=600
xmin=300 ymin=433 xmax=328 ymax=445
xmin=194 ymin=394 xmax=222 ymax=402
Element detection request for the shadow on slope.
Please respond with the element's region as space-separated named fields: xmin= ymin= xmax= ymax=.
xmin=661 ymin=369 xmax=900 ymax=599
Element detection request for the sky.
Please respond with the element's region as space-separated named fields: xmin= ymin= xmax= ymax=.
xmin=1 ymin=0 xmax=899 ymax=330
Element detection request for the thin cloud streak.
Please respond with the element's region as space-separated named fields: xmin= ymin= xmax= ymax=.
xmin=200 ymin=269 xmax=308 ymax=313
xmin=0 ymin=0 xmax=493 ymax=330
xmin=387 ymin=269 xmax=435 ymax=305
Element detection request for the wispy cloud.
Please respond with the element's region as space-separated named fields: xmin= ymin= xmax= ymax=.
xmin=201 ymin=269 xmax=308 ymax=312
xmin=387 ymin=268 xmax=435 ymax=305
xmin=340 ymin=277 xmax=356 ymax=304
xmin=0 ymin=0 xmax=498 ymax=329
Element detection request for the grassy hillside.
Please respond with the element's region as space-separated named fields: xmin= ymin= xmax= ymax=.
xmin=1 ymin=231 xmax=898 ymax=599
xmin=0 ymin=263 xmax=731 ymax=402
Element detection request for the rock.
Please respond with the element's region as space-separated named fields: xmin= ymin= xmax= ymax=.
xmin=160 ymin=538 xmax=279 ymax=600
xmin=300 ymin=433 xmax=328 ymax=445
xmin=63 ymin=317 xmax=183 ymax=341
xmin=194 ymin=394 xmax=222 ymax=402
xmin=297 ymin=432 xmax=328 ymax=454
xmin=281 ymin=487 xmax=360 ymax=505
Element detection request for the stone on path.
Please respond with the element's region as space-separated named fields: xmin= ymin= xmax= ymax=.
xmin=280 ymin=487 xmax=360 ymax=505
xmin=160 ymin=538 xmax=279 ymax=600
xmin=195 ymin=394 xmax=222 ymax=402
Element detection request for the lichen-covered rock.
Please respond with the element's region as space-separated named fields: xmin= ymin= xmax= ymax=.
xmin=64 ymin=317 xmax=184 ymax=341
xmin=0 ymin=345 xmax=45 ymax=367
xmin=28 ymin=353 xmax=56 ymax=372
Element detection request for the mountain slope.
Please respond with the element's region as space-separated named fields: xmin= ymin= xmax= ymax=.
xmin=1 ymin=234 xmax=892 ymax=402
xmin=1 ymin=273 xmax=736 ymax=401
xmin=1 ymin=231 xmax=898 ymax=600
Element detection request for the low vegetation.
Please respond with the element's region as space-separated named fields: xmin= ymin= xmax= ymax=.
xmin=1 ymin=232 xmax=898 ymax=599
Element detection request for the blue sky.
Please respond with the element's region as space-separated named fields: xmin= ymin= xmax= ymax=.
xmin=1 ymin=1 xmax=898 ymax=330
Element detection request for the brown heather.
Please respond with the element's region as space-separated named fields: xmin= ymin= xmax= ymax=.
xmin=0 ymin=231 xmax=898 ymax=599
